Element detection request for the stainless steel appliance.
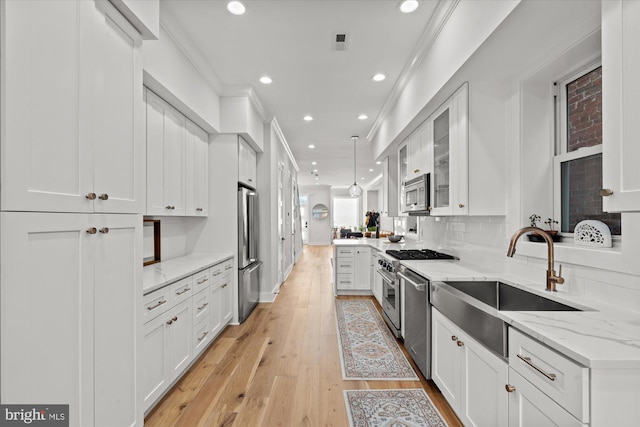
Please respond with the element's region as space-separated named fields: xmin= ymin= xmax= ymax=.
xmin=399 ymin=267 xmax=430 ymax=378
xmin=402 ymin=173 xmax=431 ymax=215
xmin=238 ymin=185 xmax=261 ymax=323
xmin=376 ymin=248 xmax=457 ymax=378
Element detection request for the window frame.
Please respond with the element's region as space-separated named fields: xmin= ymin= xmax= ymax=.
xmin=552 ymin=60 xmax=620 ymax=240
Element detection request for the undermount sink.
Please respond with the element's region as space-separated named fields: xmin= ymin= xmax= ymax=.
xmin=443 ymin=280 xmax=581 ymax=312
xmin=430 ymin=280 xmax=582 ymax=358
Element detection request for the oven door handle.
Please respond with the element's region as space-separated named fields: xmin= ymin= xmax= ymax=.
xmin=398 ymin=271 xmax=428 ymax=292
xmin=376 ymin=268 xmax=397 ymax=285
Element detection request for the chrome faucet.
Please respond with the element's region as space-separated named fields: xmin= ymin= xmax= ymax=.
xmin=507 ymin=226 xmax=565 ymax=292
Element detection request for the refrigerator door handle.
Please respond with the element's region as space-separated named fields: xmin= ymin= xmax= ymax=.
xmin=245 ymin=260 xmax=262 ymax=273
xmin=248 ymin=192 xmax=258 ymax=262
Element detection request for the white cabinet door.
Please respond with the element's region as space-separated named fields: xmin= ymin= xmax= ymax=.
xmin=1 ymin=212 xmax=141 ymax=427
xmin=142 ymin=313 xmax=169 ymax=411
xmin=1 ymin=1 xmax=143 ymax=215
xmin=210 ymin=284 xmax=223 ymax=336
xmin=1 ymin=1 xmax=93 ymax=213
xmin=238 ymin=137 xmax=257 ymax=188
xmin=354 ymin=247 xmax=371 ymax=290
xmin=220 ymin=275 xmax=234 ymax=325
xmin=602 ymin=0 xmax=640 ymax=212
xmin=432 ymin=309 xmax=462 ymax=408
xmin=185 ymin=120 xmax=209 ymax=216
xmin=507 ymin=368 xmax=586 ymax=427
xmin=146 ymin=90 xmax=186 ymax=216
xmin=89 ymin=1 xmax=143 ymax=214
xmin=461 ymin=335 xmax=508 ymax=427
xmin=1 ymin=212 xmax=94 ymax=427
xmin=166 ymin=299 xmax=193 ymax=383
xmin=382 ymin=156 xmax=399 ymax=217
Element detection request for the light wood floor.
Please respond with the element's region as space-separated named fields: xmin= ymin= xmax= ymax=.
xmin=144 ymin=245 xmax=463 ymax=426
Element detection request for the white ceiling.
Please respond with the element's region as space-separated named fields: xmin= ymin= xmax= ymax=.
xmin=161 ymin=0 xmax=439 ymax=187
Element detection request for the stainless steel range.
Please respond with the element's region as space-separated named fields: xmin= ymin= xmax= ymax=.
xmin=376 ymin=248 xmax=457 ymax=378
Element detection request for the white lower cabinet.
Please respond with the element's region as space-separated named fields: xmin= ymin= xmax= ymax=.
xmin=334 ymin=246 xmax=371 ymax=293
xmin=370 ymin=250 xmax=383 ymax=305
xmin=142 ymin=257 xmax=234 ymax=413
xmin=507 ymin=368 xmax=586 ymax=427
xmin=432 ymin=308 xmax=508 ymax=427
xmin=0 ymin=212 xmax=142 ymax=427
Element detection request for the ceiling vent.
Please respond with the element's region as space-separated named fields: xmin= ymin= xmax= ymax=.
xmin=333 ymin=33 xmax=348 ymax=51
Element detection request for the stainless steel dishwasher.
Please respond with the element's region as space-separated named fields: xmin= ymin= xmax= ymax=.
xmin=398 ymin=266 xmax=431 ymax=379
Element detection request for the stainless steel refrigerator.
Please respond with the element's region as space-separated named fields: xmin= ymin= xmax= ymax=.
xmin=238 ymin=185 xmax=261 ymax=323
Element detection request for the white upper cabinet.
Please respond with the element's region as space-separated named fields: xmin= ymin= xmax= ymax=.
xmin=403 ymin=121 xmax=433 ymax=183
xmin=146 ymin=90 xmax=186 ymax=216
xmin=185 ymin=120 xmax=209 ymax=216
xmin=0 ymin=0 xmax=143 ymax=214
xmin=430 ymin=83 xmax=469 ymax=216
xmin=238 ymin=136 xmax=257 ymax=188
xmin=602 ymin=0 xmax=640 ymax=212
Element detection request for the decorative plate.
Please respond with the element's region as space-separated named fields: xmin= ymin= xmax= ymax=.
xmin=574 ymin=220 xmax=612 ymax=248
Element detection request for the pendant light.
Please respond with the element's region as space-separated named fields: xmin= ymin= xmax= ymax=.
xmin=348 ymin=136 xmax=363 ymax=198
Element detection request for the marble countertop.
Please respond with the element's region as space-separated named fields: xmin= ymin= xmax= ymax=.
xmin=143 ymin=253 xmax=234 ymax=295
xmin=333 ymin=238 xmax=640 ymax=369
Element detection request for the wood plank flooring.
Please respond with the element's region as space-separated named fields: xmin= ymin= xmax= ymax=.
xmin=145 ymin=245 xmax=463 ymax=426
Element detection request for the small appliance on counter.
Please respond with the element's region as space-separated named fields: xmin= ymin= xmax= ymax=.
xmin=238 ymin=184 xmax=262 ymax=323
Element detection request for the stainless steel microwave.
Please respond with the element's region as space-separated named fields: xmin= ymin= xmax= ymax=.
xmin=402 ymin=174 xmax=431 ymax=215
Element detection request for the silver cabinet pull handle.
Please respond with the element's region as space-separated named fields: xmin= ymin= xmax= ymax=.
xmin=86 ymin=227 xmax=97 ymax=235
xmin=98 ymin=193 xmax=109 ymax=200
xmin=198 ymin=331 xmax=209 ymax=341
xmin=225 ymin=265 xmax=233 ymax=270
xmin=197 ymin=278 xmax=208 ymax=284
xmin=165 ymin=205 xmax=175 ymax=210
xmin=86 ymin=193 xmax=97 ymax=200
xmin=599 ymin=188 xmax=613 ymax=197
xmin=213 ymin=271 xmax=222 ymax=276
xmin=99 ymin=227 xmax=109 ymax=234
xmin=517 ymin=354 xmax=556 ymax=381
xmin=147 ymin=300 xmax=166 ymax=310
xmin=221 ymin=284 xmax=228 ymax=288
xmin=196 ymin=208 xmax=203 ymax=211
xmin=505 ymin=384 xmax=516 ymax=393
xmin=197 ymin=302 xmax=209 ymax=310
xmin=176 ymin=287 xmax=191 ymax=295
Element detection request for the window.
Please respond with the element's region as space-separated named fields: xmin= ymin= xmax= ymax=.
xmin=554 ymin=64 xmax=621 ymax=236
xmin=333 ymin=197 xmax=359 ymax=229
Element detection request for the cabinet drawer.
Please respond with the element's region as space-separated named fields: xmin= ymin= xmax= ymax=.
xmin=210 ymin=259 xmax=233 ymax=285
xmin=192 ymin=269 xmax=210 ymax=294
xmin=336 ymin=259 xmax=354 ymax=274
xmin=170 ymin=276 xmax=193 ymax=306
xmin=509 ymin=328 xmax=589 ymax=422
xmin=192 ymin=289 xmax=211 ymax=324
xmin=193 ymin=318 xmax=211 ymax=356
xmin=336 ymin=247 xmax=354 ymax=258
xmin=336 ymin=274 xmax=354 ymax=289
xmin=143 ymin=286 xmax=172 ymax=323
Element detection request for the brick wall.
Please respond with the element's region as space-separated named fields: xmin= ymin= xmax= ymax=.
xmin=563 ymin=66 xmax=621 ymax=235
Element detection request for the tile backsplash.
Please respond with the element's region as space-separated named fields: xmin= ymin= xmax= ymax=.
xmin=409 ymin=215 xmax=640 ymax=313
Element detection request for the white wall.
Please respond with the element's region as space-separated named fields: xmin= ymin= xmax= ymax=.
xmin=300 ymin=185 xmax=332 ymax=245
xmin=143 ymin=25 xmax=220 ymax=133
xmin=220 ymin=96 xmax=265 ymax=151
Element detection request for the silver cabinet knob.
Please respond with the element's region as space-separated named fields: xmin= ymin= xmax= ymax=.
xmin=98 ymin=193 xmax=109 ymax=200
xmin=458 ymin=203 xmax=465 ymax=208
xmin=166 ymin=205 xmax=175 ymax=210
xmin=599 ymin=188 xmax=613 ymax=197
xmin=457 ymin=340 xmax=464 ymax=347
xmin=86 ymin=227 xmax=97 ymax=235
xmin=99 ymin=227 xmax=109 ymax=234
xmin=86 ymin=193 xmax=97 ymax=200
xmin=505 ymin=384 xmax=516 ymax=393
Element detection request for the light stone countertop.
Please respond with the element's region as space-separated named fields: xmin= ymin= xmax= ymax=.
xmin=333 ymin=238 xmax=640 ymax=369
xmin=143 ymin=253 xmax=234 ymax=295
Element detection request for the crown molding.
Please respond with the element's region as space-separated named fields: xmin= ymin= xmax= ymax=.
xmin=221 ymin=85 xmax=270 ymax=122
xmin=160 ymin=15 xmax=224 ymax=94
xmin=366 ymin=0 xmax=460 ymax=142
xmin=271 ymin=117 xmax=299 ymax=172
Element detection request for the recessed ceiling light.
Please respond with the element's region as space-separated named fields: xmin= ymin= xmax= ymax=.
xmin=259 ymin=76 xmax=272 ymax=84
xmin=227 ymin=1 xmax=246 ymax=15
xmin=315 ymin=177 xmax=319 ymax=181
xmin=313 ymin=169 xmax=318 ymax=173
xmin=369 ymin=168 xmax=374 ymax=172
xmin=376 ymin=161 xmax=382 ymax=165
xmin=372 ymin=73 xmax=386 ymax=82
xmin=360 ymin=177 xmax=366 ymax=180
xmin=308 ymin=144 xmax=315 ymax=149
xmin=311 ymin=161 xmax=317 ymax=165
xmin=304 ymin=115 xmax=314 ymax=121
xmin=399 ymin=0 xmax=420 ymax=14
xmin=358 ymin=114 xmax=368 ymax=120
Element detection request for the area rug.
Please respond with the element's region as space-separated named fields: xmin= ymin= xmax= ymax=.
xmin=335 ymin=299 xmax=418 ymax=380
xmin=344 ymin=389 xmax=448 ymax=427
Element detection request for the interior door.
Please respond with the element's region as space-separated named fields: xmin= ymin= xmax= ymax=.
xmin=278 ymin=162 xmax=285 ymax=283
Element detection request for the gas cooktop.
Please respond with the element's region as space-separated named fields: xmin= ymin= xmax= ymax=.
xmin=385 ymin=249 xmax=457 ymax=261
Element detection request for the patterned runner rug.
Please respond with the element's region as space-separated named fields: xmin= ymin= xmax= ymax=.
xmin=344 ymin=389 xmax=448 ymax=427
xmin=335 ymin=299 xmax=418 ymax=380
